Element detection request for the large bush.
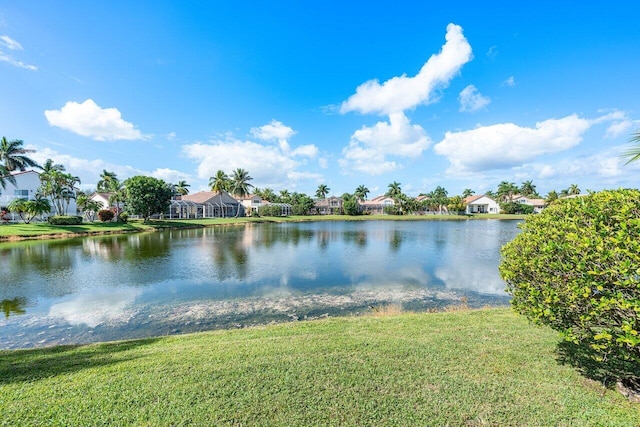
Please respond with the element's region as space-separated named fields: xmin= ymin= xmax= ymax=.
xmin=48 ymin=215 xmax=83 ymax=225
xmin=97 ymin=209 xmax=115 ymax=222
xmin=500 ymin=189 xmax=640 ymax=372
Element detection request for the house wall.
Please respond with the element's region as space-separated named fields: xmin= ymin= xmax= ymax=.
xmin=0 ymin=171 xmax=41 ymax=209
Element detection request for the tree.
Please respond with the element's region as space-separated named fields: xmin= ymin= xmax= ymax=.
xmin=354 ymin=185 xmax=370 ymax=202
xmin=385 ymin=181 xmax=402 ymax=199
xmin=621 ymin=129 xmax=640 ymax=164
xmin=462 ymin=188 xmax=475 ymax=198
xmin=40 ymin=158 xmax=65 ymax=174
xmin=497 ymin=181 xmax=518 ymax=202
xmin=0 ymin=137 xmax=39 ymax=172
xmin=520 ymin=180 xmax=538 ymax=197
xmin=0 ymin=165 xmax=16 ymax=190
xmin=567 ymin=184 xmax=580 ymax=196
xmin=38 ymin=170 xmax=80 ymax=216
xmin=7 ymin=196 xmax=51 ymax=224
xmin=343 ymin=194 xmax=360 ymax=216
xmin=315 ymin=184 xmax=330 ymax=199
xmin=123 ymin=176 xmax=173 ymax=222
xmin=446 ymin=196 xmax=466 ymax=214
xmin=174 ymin=180 xmax=190 ymax=196
xmin=97 ymin=170 xmax=119 ymax=192
xmin=545 ymin=190 xmax=559 ymax=203
xmin=230 ymin=168 xmax=253 ymax=199
xmin=209 ymin=170 xmax=230 ymax=217
xmin=431 ymin=186 xmax=449 ymax=214
xmin=500 ymin=190 xmax=640 ymax=393
xmin=278 ymin=189 xmax=291 ymax=204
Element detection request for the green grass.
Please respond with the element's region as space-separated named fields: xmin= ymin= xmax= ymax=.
xmin=0 ymin=214 xmax=525 ymax=242
xmin=0 ymin=309 xmax=637 ymax=426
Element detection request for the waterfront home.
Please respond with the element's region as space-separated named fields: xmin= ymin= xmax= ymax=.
xmin=359 ymin=195 xmax=395 ymax=215
xmin=464 ymin=194 xmax=501 ymax=214
xmin=315 ymin=196 xmax=344 ymax=215
xmin=168 ymin=190 xmax=243 ymax=218
xmin=512 ymin=195 xmax=547 ymax=213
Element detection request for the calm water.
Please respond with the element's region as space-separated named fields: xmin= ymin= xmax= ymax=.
xmin=0 ymin=220 xmax=521 ymax=349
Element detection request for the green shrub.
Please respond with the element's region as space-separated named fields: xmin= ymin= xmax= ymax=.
xmin=47 ymin=215 xmax=83 ymax=225
xmin=500 ymin=189 xmax=640 ymax=375
xmin=259 ymin=204 xmax=285 ymax=217
xmin=118 ymin=212 xmax=129 ymax=223
xmin=98 ymin=209 xmax=115 ymax=222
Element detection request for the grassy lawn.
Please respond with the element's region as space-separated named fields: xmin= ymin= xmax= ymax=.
xmin=0 ymin=214 xmax=525 ymax=242
xmin=0 ymin=309 xmax=637 ymax=426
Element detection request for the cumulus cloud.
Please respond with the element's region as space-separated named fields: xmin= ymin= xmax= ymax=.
xmin=44 ymin=99 xmax=146 ymax=141
xmin=250 ymin=120 xmax=296 ymax=142
xmin=339 ymin=112 xmax=431 ymax=175
xmin=151 ymin=168 xmax=191 ymax=184
xmin=340 ymin=23 xmax=472 ymax=116
xmin=434 ymin=114 xmax=592 ymax=173
xmin=458 ymin=85 xmax=490 ymax=112
xmin=0 ymin=34 xmax=37 ymax=70
xmin=605 ymin=120 xmax=633 ymax=139
xmin=183 ymin=121 xmax=322 ymax=189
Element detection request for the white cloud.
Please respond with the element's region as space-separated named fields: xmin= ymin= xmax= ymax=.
xmin=250 ymin=120 xmax=296 ymax=142
xmin=503 ymin=76 xmax=515 ymax=87
xmin=0 ymin=35 xmax=22 ymax=50
xmin=340 ymin=23 xmax=472 ymax=116
xmin=44 ymin=99 xmax=146 ymax=141
xmin=486 ymin=45 xmax=498 ymax=60
xmin=0 ymin=35 xmax=37 ymax=71
xmin=458 ymin=85 xmax=490 ymax=112
xmin=339 ymin=112 xmax=431 ymax=175
xmin=151 ymin=168 xmax=191 ymax=184
xmin=434 ymin=114 xmax=592 ymax=173
xmin=182 ymin=125 xmax=322 ymax=189
xmin=605 ymin=120 xmax=633 ymax=139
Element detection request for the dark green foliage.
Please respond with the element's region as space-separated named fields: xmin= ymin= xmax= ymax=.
xmin=500 ymin=189 xmax=640 ymax=382
xmin=119 ymin=212 xmax=129 ymax=223
xmin=259 ymin=204 xmax=285 ymax=217
xmin=47 ymin=216 xmax=83 ymax=225
xmin=123 ymin=176 xmax=173 ymax=222
xmin=500 ymin=201 xmax=534 ymax=214
xmin=97 ymin=209 xmax=114 ymax=222
xmin=343 ymin=196 xmax=361 ymax=216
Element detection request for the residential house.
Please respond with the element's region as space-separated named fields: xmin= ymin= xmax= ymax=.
xmin=315 ymin=196 xmax=344 ymax=215
xmin=512 ymin=195 xmax=547 ymax=213
xmin=359 ymin=195 xmax=395 ymax=215
xmin=236 ymin=194 xmax=264 ymax=215
xmin=167 ymin=190 xmax=243 ymax=218
xmin=464 ymin=194 xmax=501 ymax=214
xmin=0 ymin=170 xmax=77 ymax=220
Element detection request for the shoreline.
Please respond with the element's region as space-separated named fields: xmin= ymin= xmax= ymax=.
xmin=0 ymin=214 xmax=526 ymax=243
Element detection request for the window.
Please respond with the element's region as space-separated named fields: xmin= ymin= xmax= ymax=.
xmin=14 ymin=190 xmax=28 ymax=198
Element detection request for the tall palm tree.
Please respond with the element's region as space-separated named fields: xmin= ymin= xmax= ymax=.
xmin=621 ymin=130 xmax=640 ymax=164
xmin=354 ymin=185 xmax=369 ymax=202
xmin=209 ymin=170 xmax=229 ymax=217
xmin=385 ymin=181 xmax=402 ymax=199
xmin=0 ymin=165 xmax=16 ymax=190
xmin=567 ymin=184 xmax=580 ymax=196
xmin=0 ymin=137 xmax=39 ymax=172
xmin=40 ymin=158 xmax=66 ymax=174
xmin=497 ymin=181 xmax=518 ymax=202
xmin=174 ymin=180 xmax=190 ymax=196
xmin=545 ymin=190 xmax=559 ymax=203
xmin=278 ymin=189 xmax=291 ymax=203
xmin=97 ymin=170 xmax=118 ymax=192
xmin=231 ymin=168 xmax=253 ymax=217
xmin=520 ymin=180 xmax=538 ymax=197
xmin=315 ymin=184 xmax=330 ymax=199
xmin=462 ymin=188 xmax=475 ymax=198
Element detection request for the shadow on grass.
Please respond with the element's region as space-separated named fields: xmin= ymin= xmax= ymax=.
xmin=556 ymin=341 xmax=640 ymax=391
xmin=0 ymin=337 xmax=161 ymax=384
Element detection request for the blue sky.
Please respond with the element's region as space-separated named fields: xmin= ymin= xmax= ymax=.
xmin=1 ymin=1 xmax=639 ymax=198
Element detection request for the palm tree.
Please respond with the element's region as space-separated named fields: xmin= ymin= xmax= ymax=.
xmin=174 ymin=180 xmax=190 ymax=196
xmin=462 ymin=188 xmax=475 ymax=198
xmin=315 ymin=184 xmax=330 ymax=199
xmin=209 ymin=170 xmax=229 ymax=217
xmin=567 ymin=184 xmax=580 ymax=196
xmin=0 ymin=165 xmax=16 ymax=190
xmin=545 ymin=190 xmax=559 ymax=203
xmin=520 ymin=180 xmax=538 ymax=197
xmin=0 ymin=137 xmax=39 ymax=172
xmin=432 ymin=186 xmax=449 ymax=214
xmin=97 ymin=170 xmax=118 ymax=192
xmin=354 ymin=185 xmax=370 ymax=202
xmin=231 ymin=168 xmax=254 ymax=217
xmin=385 ymin=181 xmax=402 ymax=199
xmin=621 ymin=130 xmax=640 ymax=164
xmin=278 ymin=189 xmax=291 ymax=203
xmin=40 ymin=158 xmax=66 ymax=174
xmin=497 ymin=181 xmax=518 ymax=202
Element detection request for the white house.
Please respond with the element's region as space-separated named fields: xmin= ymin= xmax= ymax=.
xmin=0 ymin=170 xmax=78 ymax=219
xmin=464 ymin=194 xmax=501 ymax=214
xmin=236 ymin=194 xmax=264 ymax=215
xmin=512 ymin=195 xmax=547 ymax=213
xmin=360 ymin=195 xmax=395 ymax=215
xmin=167 ymin=191 xmax=244 ymax=218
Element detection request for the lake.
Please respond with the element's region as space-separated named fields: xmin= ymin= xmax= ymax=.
xmin=0 ymin=219 xmax=521 ymax=349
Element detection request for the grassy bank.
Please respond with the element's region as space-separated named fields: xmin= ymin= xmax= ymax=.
xmin=1 ymin=309 xmax=637 ymax=425
xmin=0 ymin=213 xmax=525 ymax=242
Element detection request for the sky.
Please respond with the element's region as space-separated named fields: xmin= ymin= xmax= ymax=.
xmin=1 ymin=1 xmax=639 ymax=198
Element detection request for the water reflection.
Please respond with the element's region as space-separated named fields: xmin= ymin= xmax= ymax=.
xmin=0 ymin=220 xmax=521 ymax=349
